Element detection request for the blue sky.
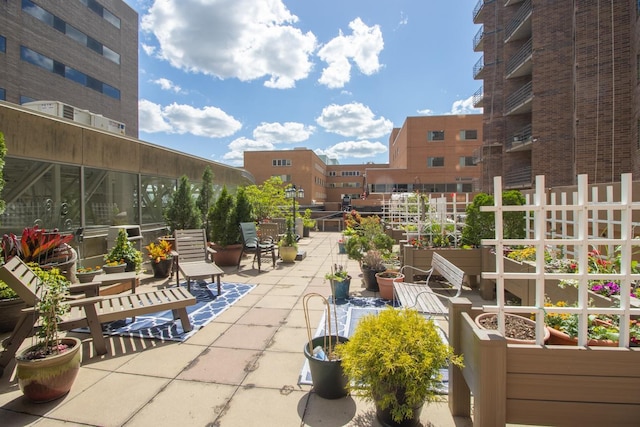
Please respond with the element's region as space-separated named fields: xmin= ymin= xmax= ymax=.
xmin=130 ymin=0 xmax=482 ymax=167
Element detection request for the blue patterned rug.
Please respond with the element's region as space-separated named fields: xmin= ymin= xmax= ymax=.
xmin=298 ymin=296 xmax=449 ymax=394
xmin=76 ymin=281 xmax=254 ymax=342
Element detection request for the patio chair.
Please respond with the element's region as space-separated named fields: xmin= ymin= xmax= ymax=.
xmin=0 ymin=256 xmax=197 ymax=376
xmin=174 ymin=229 xmax=224 ymax=293
xmin=238 ymin=222 xmax=276 ymax=272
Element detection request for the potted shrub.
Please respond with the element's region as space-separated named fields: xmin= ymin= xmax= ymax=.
xmin=302 ymin=208 xmax=316 ymax=238
xmin=14 ymin=264 xmax=82 ymax=403
xmin=279 ymin=218 xmax=298 ymax=263
xmin=361 ymin=249 xmax=386 ymax=292
xmin=336 ymin=307 xmax=463 ymax=426
xmin=164 ymin=175 xmax=202 ymax=233
xmin=104 ymin=228 xmax=143 ymax=273
xmin=208 ymin=186 xmax=247 ymax=266
xmin=145 ymin=239 xmax=174 ymax=278
xmin=324 ymin=264 xmax=351 ymax=301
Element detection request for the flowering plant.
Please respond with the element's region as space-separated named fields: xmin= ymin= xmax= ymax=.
xmin=77 ymin=266 xmax=102 ymax=274
xmin=408 ymin=237 xmax=430 ymax=249
xmin=325 ymin=264 xmax=350 ymax=281
xmin=104 ymin=259 xmax=125 ymax=267
xmin=145 ymin=239 xmax=173 ymax=263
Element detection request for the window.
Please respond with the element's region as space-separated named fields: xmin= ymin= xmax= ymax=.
xmin=459 ymin=156 xmax=476 ymax=167
xmin=21 ymin=46 xmax=120 ymax=99
xmin=428 ymin=130 xmax=445 ymax=141
xmin=0 ymin=35 xmax=5 ymax=53
xmin=341 ymin=171 xmax=360 ymax=176
xmin=0 ymin=88 xmax=5 ymax=101
xmin=79 ymin=0 xmax=121 ymax=29
xmin=272 ymin=159 xmax=291 ymax=166
xmin=460 ymin=130 xmax=478 ymax=140
xmin=328 ymin=171 xmax=336 ymax=177
xmin=427 ymin=157 xmax=445 ymax=167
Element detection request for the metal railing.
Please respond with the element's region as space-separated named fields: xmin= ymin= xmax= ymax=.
xmin=504 ymin=165 xmax=532 ymax=188
xmin=505 ymin=0 xmax=532 ymax=41
xmin=505 ymin=80 xmax=532 ymax=113
xmin=473 ymin=55 xmax=485 ymax=79
xmin=472 ymin=86 xmax=484 ymax=108
xmin=505 ymin=38 xmax=532 ymax=77
xmin=506 ymin=124 xmax=533 ymax=150
xmin=473 ymin=0 xmax=484 ymax=22
xmin=473 ymin=26 xmax=484 ymax=51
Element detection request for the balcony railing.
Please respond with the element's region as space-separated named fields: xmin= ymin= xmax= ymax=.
xmin=505 ymin=0 xmax=532 ymax=42
xmin=506 ymin=124 xmax=533 ymax=151
xmin=504 ymin=165 xmax=532 ymax=188
xmin=505 ymin=81 xmax=532 ymax=114
xmin=472 ymin=86 xmax=484 ymax=108
xmin=473 ymin=56 xmax=485 ymax=79
xmin=505 ymin=38 xmax=532 ymax=78
xmin=473 ymin=26 xmax=484 ymax=51
xmin=504 ymin=0 xmax=525 ymax=6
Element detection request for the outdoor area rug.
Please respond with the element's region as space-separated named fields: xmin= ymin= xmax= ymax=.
xmin=298 ymin=297 xmax=449 ymax=394
xmin=75 ymin=281 xmax=255 ymax=342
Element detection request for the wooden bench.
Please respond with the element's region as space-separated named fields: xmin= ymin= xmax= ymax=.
xmin=394 ymin=252 xmax=464 ymax=317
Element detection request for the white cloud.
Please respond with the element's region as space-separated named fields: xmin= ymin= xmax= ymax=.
xmin=416 ymin=108 xmax=434 ymax=115
xmin=141 ymin=43 xmax=156 ymax=56
xmin=316 ymin=102 xmax=393 ymax=139
xmin=151 ymin=78 xmax=183 ymax=93
xmin=318 ymin=18 xmax=384 ymax=89
xmin=449 ymin=96 xmax=483 ymax=115
xmin=316 ymin=140 xmax=387 ymax=160
xmin=138 ymin=100 xmax=241 ymax=137
xmin=253 ymin=122 xmax=315 ymax=144
xmin=223 ymin=137 xmax=275 ymax=166
xmin=140 ymin=0 xmax=317 ymax=89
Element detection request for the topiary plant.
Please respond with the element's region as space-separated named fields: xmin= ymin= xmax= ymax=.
xmin=336 ymin=307 xmax=463 ymax=425
xmin=164 ymin=175 xmax=202 ymax=233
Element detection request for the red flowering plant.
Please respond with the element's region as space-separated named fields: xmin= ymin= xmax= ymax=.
xmin=408 ymin=236 xmax=430 ymax=249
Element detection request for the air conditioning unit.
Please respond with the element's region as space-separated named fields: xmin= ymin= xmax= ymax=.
xmin=23 ymin=100 xmax=125 ymax=135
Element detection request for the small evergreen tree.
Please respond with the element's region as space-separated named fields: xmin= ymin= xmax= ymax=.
xmin=234 ymin=186 xmax=252 ymax=225
xmin=196 ymin=166 xmax=215 ymax=239
xmin=164 ymin=175 xmax=202 ymax=233
xmin=209 ymin=186 xmax=238 ymax=246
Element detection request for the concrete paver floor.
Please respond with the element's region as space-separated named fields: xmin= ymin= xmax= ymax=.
xmin=0 ymin=231 xmax=485 ymax=427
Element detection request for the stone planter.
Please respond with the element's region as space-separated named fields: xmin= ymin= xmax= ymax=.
xmin=103 ymin=264 xmax=126 ymax=274
xmin=76 ymin=270 xmax=102 ymax=283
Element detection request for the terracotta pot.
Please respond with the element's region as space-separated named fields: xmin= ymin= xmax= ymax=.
xmin=475 ymin=312 xmax=550 ymax=344
xmin=15 ymin=337 xmax=82 ymax=403
xmin=211 ymin=243 xmax=243 ymax=267
xmin=547 ymin=325 xmax=618 ymax=347
xmin=375 ymin=272 xmax=404 ymax=300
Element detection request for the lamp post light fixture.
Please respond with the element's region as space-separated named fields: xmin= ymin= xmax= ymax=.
xmin=285 ymin=184 xmax=304 ymax=236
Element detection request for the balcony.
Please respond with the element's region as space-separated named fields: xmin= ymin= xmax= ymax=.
xmin=505 ymin=38 xmax=532 ymax=79
xmin=473 ymin=26 xmax=484 ymax=52
xmin=504 ymin=0 xmax=532 ymax=43
xmin=472 ymin=86 xmax=484 ymax=108
xmin=505 ymin=81 xmax=532 ymax=115
xmin=473 ymin=56 xmax=485 ymax=79
xmin=505 ymin=124 xmax=533 ymax=152
xmin=504 ymin=165 xmax=532 ymax=189
xmin=504 ymin=0 xmax=525 ymax=6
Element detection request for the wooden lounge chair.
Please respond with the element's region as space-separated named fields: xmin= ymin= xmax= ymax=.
xmin=0 ymin=256 xmax=197 ymax=376
xmin=238 ymin=222 xmax=276 ymax=272
xmin=174 ymin=229 xmax=224 ymax=293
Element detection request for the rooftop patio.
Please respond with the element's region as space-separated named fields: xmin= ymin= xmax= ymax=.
xmin=0 ymin=231 xmax=490 ymax=427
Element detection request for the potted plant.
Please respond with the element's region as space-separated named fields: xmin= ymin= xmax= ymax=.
xmin=302 ymin=208 xmax=316 ymax=238
xmin=279 ymin=217 xmax=298 ymax=263
xmin=75 ymin=265 xmax=103 ymax=283
xmin=208 ymin=186 xmax=249 ymax=266
xmin=336 ymin=307 xmax=463 ymax=426
xmin=14 ymin=264 xmax=82 ymax=402
xmin=164 ymin=175 xmax=202 ymax=233
xmin=0 ymin=278 xmax=25 ymax=333
xmin=324 ymin=264 xmax=351 ymax=301
xmin=145 ymin=239 xmax=174 ymax=278
xmin=104 ymin=228 xmax=143 ymax=273
xmin=375 ymin=270 xmax=404 ymax=300
xmin=361 ymin=249 xmax=386 ymax=292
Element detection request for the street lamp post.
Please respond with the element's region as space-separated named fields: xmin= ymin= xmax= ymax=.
xmin=285 ymin=184 xmax=304 ymax=237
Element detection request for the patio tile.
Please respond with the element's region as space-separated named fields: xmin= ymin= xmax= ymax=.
xmin=115 ymin=342 xmax=206 ymax=377
xmin=178 ymin=347 xmax=260 ymax=385
xmin=212 ymin=324 xmax=278 ymax=349
xmin=236 ymin=307 xmax=290 ymax=327
xmin=253 ymin=295 xmax=299 ymax=310
xmin=242 ymin=350 xmax=305 ymax=389
xmin=125 ymin=380 xmax=237 ymax=426
xmin=267 ymin=326 xmax=309 ymax=353
xmin=284 ymin=308 xmax=323 ymax=329
xmin=46 ymin=372 xmax=170 ymax=427
xmin=183 ymin=320 xmax=232 ymax=346
xmin=215 ymin=386 xmax=308 ymax=426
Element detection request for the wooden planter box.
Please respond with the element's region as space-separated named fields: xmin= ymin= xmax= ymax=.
xmin=481 ymin=252 xmax=614 ymax=306
xmin=449 ymin=299 xmax=640 ymax=426
xmin=402 ymin=246 xmax=486 ymax=287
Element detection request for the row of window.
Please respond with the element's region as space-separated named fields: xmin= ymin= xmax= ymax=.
xmin=370 ymin=183 xmax=474 ymax=193
xmin=23 ymin=0 xmax=120 ymax=64
xmin=428 ymin=156 xmax=476 ymax=167
xmin=272 ymin=159 xmax=291 ymax=166
xmin=329 ymin=182 xmax=361 ymax=188
xmin=21 ymin=46 xmax=120 ymax=100
xmin=427 ymin=129 xmax=478 ymax=141
xmin=79 ymin=0 xmax=120 ymax=29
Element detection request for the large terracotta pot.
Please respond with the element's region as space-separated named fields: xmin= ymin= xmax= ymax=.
xmin=375 ymin=272 xmax=404 ymax=300
xmin=547 ymin=325 xmax=618 ymax=347
xmin=211 ymin=243 xmax=243 ymax=267
xmin=15 ymin=337 xmax=82 ymax=403
xmin=475 ymin=312 xmax=550 ymax=344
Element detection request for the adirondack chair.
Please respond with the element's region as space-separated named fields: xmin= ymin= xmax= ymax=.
xmin=238 ymin=222 xmax=276 ymax=272
xmin=173 ymin=229 xmax=224 ymax=293
xmin=0 ymin=256 xmax=196 ymax=376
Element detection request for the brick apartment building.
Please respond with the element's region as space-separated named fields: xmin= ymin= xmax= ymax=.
xmin=472 ymin=0 xmax=640 ymax=191
xmin=243 ymin=114 xmax=483 ymax=209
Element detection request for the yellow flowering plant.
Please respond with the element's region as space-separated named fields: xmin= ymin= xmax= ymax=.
xmin=145 ymin=239 xmax=173 ymax=264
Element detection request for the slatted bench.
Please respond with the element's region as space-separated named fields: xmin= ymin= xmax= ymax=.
xmin=394 ymin=252 xmax=464 ymax=317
